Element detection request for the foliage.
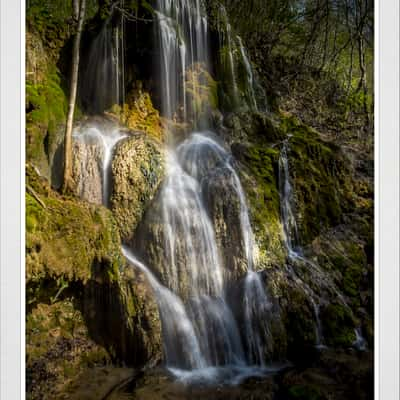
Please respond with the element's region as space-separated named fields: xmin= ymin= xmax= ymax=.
xmin=211 ymin=0 xmax=373 ymax=127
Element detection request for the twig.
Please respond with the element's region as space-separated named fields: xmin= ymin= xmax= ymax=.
xmin=27 ymin=185 xmax=46 ymax=209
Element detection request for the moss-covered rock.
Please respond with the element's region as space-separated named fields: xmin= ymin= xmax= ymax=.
xmin=232 ymin=142 xmax=286 ymax=269
xmin=26 ymin=65 xmax=67 ymax=184
xmin=110 ymin=134 xmax=165 ymax=243
xmin=26 ymin=299 xmax=112 ymax=400
xmin=83 ymin=259 xmax=162 ymax=368
xmin=109 ymin=87 xmax=164 ymax=142
xmin=184 ymin=62 xmax=219 ymax=126
xmin=26 ymin=166 xmax=121 ymax=291
xmin=320 ymin=303 xmax=356 ymax=348
xmin=26 ymin=165 xmax=162 ymax=378
xmin=223 ymin=110 xmax=284 ymax=145
xmin=278 ymin=114 xmax=353 ymax=245
xmin=26 ymin=27 xmax=68 ymax=186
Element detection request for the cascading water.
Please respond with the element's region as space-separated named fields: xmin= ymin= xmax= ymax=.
xmin=216 ymin=5 xmax=265 ymax=111
xmin=237 ymin=36 xmax=258 ymax=111
xmin=80 ymin=6 xmax=125 ymax=113
xmin=155 ymin=0 xmax=209 ymax=126
xmin=117 ymin=0 xmax=278 ymax=382
xmin=176 ymin=133 xmax=276 ymax=365
xmin=279 ymin=139 xmax=300 ymax=257
xmin=217 ymin=5 xmax=240 ymax=108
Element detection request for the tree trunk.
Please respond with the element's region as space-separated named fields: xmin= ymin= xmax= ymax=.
xmin=72 ymin=0 xmax=80 ymax=20
xmin=62 ymin=0 xmax=86 ymax=193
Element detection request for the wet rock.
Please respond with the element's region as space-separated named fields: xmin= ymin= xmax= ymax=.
xmin=72 ymin=137 xmax=104 ymax=205
xmin=84 ymin=263 xmax=162 ymax=367
xmin=202 ymin=167 xmax=248 ymax=281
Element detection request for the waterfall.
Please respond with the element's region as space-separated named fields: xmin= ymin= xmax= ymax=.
xmin=71 ymin=0 xmax=283 ymax=383
xmin=130 ymin=0 xmax=279 ymax=378
xmin=217 ymin=5 xmax=240 ymax=109
xmin=216 ymin=5 xmax=265 ymax=111
xmin=353 ymin=327 xmax=368 ymax=351
xmin=155 ymin=0 xmax=209 ymax=126
xmin=278 ymin=139 xmax=300 ymax=257
xmin=237 ymin=36 xmax=258 ymax=111
xmin=80 ymin=7 xmax=125 ymax=113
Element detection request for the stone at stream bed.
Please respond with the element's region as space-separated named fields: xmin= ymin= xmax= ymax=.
xmin=110 ymin=134 xmax=165 ymax=243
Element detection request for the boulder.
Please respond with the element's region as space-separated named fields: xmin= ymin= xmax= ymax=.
xmin=72 ymin=137 xmax=104 ymax=205
xmin=110 ymin=134 xmax=165 ymax=243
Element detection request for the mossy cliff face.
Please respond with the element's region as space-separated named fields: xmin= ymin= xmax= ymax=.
xmin=110 ymin=134 xmax=165 ymax=244
xmin=26 ymin=49 xmax=67 ymax=185
xmin=280 ymin=115 xmax=353 ymax=246
xmin=219 ymin=110 xmax=371 ymax=353
xmin=26 ymin=2 xmax=76 ymax=187
xmin=26 ymin=165 xmax=162 ymax=399
xmin=26 ymin=165 xmax=121 ymax=288
xmin=223 ymin=111 xmax=287 ymax=269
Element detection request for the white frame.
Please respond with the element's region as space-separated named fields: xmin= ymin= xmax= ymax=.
xmin=0 ymin=0 xmax=398 ymax=399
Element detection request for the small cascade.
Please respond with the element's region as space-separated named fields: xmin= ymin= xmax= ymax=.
xmin=155 ymin=0 xmax=209 ymax=126
xmin=243 ymin=271 xmax=274 ymax=365
xmin=310 ymin=298 xmax=325 ymax=348
xmin=80 ymin=7 xmax=125 ymax=113
xmin=160 ymin=150 xmax=224 ymax=298
xmin=278 ymin=139 xmax=367 ymax=349
xmin=217 ymin=5 xmax=240 ymax=108
xmin=353 ymin=327 xmax=368 ymax=351
xmin=72 ymin=119 xmax=127 ymax=205
xmin=279 ymin=139 xmax=327 ymax=347
xmin=278 ymin=139 xmax=300 ymax=257
xmin=237 ymin=36 xmax=258 ymax=111
xmin=122 ymin=247 xmax=207 ymax=370
xmin=216 ymin=6 xmax=265 ymax=111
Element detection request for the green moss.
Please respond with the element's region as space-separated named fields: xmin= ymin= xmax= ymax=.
xmin=26 ymin=166 xmax=122 ymax=299
xmin=235 ymin=142 xmax=285 ymax=267
xmin=321 ymin=303 xmax=356 ymax=347
xmin=110 ymin=90 xmax=163 ymax=141
xmin=288 ymin=385 xmax=324 ymax=400
xmin=284 ymin=287 xmax=317 ymax=357
xmin=280 ymin=114 xmax=351 ymax=244
xmin=26 ymin=66 xmax=67 ymax=177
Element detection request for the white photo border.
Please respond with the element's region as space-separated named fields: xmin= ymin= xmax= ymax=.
xmin=1 ymin=1 xmax=24 ymax=399
xmin=0 ymin=0 xmax=398 ymax=399
xmin=375 ymin=0 xmax=400 ymax=398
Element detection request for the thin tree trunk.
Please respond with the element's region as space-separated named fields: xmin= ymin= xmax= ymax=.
xmin=73 ymin=0 xmax=79 ymax=20
xmin=62 ymin=0 xmax=86 ymax=193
